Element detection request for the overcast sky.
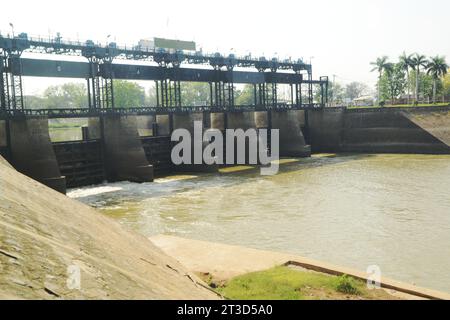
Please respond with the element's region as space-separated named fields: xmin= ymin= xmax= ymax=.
xmin=1 ymin=0 xmax=449 ymax=94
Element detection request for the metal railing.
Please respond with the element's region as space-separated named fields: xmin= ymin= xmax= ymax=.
xmin=0 ymin=103 xmax=324 ymax=119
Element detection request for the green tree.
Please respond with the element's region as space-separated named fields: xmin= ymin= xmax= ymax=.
xmin=443 ymin=71 xmax=450 ymax=100
xmin=317 ymin=81 xmax=344 ymax=106
xmin=370 ymin=56 xmax=389 ymax=104
xmin=113 ymin=80 xmax=145 ymax=108
xmin=145 ymin=85 xmax=157 ymax=106
xmin=409 ymin=71 xmax=439 ymax=102
xmin=345 ymin=82 xmax=369 ymax=101
xmin=399 ymin=52 xmax=414 ymax=104
xmin=43 ymin=83 xmax=87 ymax=109
xmin=235 ymin=84 xmax=255 ymax=105
xmin=426 ymin=56 xmax=448 ymax=104
xmin=410 ymin=54 xmax=428 ymax=104
xmin=180 ymin=82 xmax=210 ymax=106
xmin=23 ymin=95 xmax=47 ymax=109
xmin=380 ymin=63 xmax=406 ymax=104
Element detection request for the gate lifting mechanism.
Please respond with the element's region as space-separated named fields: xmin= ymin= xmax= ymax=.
xmin=0 ymin=32 xmax=329 ymax=116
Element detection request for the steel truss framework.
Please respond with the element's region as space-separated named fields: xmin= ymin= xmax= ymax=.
xmin=0 ymin=33 xmax=328 ymax=119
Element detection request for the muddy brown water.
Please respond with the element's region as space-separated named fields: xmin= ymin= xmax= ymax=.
xmin=68 ymin=154 xmax=450 ymax=293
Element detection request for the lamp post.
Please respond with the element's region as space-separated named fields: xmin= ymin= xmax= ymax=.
xmin=9 ymin=23 xmax=14 ymax=38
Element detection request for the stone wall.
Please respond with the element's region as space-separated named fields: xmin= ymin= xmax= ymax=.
xmin=91 ymin=115 xmax=154 ymax=182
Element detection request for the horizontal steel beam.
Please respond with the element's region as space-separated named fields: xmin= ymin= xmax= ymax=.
xmin=0 ymin=104 xmax=324 ymax=120
xmin=20 ymin=59 xmax=90 ymax=78
xmin=19 ymin=58 xmax=308 ymax=84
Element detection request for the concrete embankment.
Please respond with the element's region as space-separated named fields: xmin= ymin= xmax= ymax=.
xmin=307 ymin=107 xmax=450 ymax=154
xmin=0 ymin=155 xmax=218 ymax=299
xmin=150 ymin=235 xmax=450 ymax=300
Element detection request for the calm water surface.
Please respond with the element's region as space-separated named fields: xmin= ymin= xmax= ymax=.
xmin=68 ymin=154 xmax=450 ymax=293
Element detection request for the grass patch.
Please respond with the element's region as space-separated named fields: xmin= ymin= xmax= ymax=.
xmin=335 ymin=275 xmax=360 ymax=295
xmin=209 ymin=266 xmax=397 ymax=300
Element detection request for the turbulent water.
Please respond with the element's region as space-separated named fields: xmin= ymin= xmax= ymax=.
xmin=68 ymin=154 xmax=450 ymax=293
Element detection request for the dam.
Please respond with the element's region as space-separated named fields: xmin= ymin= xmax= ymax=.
xmin=1 ymin=32 xmax=450 ymax=296
xmin=2 ymin=33 xmax=450 ymax=194
xmin=0 ymin=32 xmax=329 ymax=193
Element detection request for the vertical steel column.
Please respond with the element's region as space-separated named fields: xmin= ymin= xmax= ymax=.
xmin=86 ymin=78 xmax=92 ymax=109
xmin=88 ymin=60 xmax=95 ymax=109
xmin=222 ymin=82 xmax=226 ymax=107
xmin=168 ymin=80 xmax=173 ymax=107
xmin=214 ymin=81 xmax=219 ymax=107
xmin=209 ymin=82 xmax=213 ymax=107
xmin=0 ymin=55 xmax=7 ymax=111
xmin=321 ymin=82 xmax=324 ymax=106
xmin=307 ymin=70 xmax=313 ymax=105
xmin=226 ymin=68 xmax=234 ymax=109
xmin=100 ymin=61 xmax=115 ymax=109
xmin=164 ymin=79 xmax=169 ymax=107
xmin=290 ymin=84 xmax=294 ymax=105
xmin=258 ymin=83 xmax=266 ymax=106
xmin=87 ymin=59 xmax=101 ymax=110
xmin=322 ymin=76 xmax=329 ymax=106
xmin=156 ymin=81 xmax=160 ymax=107
xmin=8 ymin=55 xmax=24 ymax=111
xmin=271 ymin=83 xmax=277 ymax=106
xmin=177 ymin=81 xmax=182 ymax=107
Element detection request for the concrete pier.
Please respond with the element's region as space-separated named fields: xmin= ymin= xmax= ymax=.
xmin=8 ymin=118 xmax=66 ymax=193
xmin=172 ymin=112 xmax=203 ymax=133
xmin=254 ymin=111 xmax=268 ymax=129
xmin=172 ymin=113 xmax=218 ymax=173
xmin=271 ymin=110 xmax=311 ymax=157
xmin=0 ymin=120 xmax=6 ymax=147
xmin=155 ymin=115 xmax=172 ymax=136
xmin=225 ymin=111 xmax=263 ymax=164
xmin=227 ymin=111 xmax=256 ymax=130
xmin=135 ymin=115 xmax=155 ymax=137
xmin=0 ymin=120 xmax=8 ymax=160
xmin=90 ymin=115 xmax=154 ymax=183
xmin=210 ymin=112 xmax=226 ymax=131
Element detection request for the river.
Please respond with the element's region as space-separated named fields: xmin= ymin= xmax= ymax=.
xmin=68 ymin=154 xmax=450 ymax=293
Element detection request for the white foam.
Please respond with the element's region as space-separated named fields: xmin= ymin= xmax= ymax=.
xmin=68 ymin=185 xmax=123 ymax=199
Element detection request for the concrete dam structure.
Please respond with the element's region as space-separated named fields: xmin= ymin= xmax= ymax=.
xmin=307 ymin=106 xmax=450 ymax=154
xmin=2 ymin=106 xmax=450 ymax=195
xmin=0 ymin=109 xmax=313 ymax=193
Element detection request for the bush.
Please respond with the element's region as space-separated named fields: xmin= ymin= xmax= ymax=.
xmin=335 ymin=275 xmax=360 ymax=295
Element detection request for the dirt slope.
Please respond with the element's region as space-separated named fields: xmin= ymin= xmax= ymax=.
xmin=0 ymin=156 xmax=218 ymax=300
xmin=403 ymin=110 xmax=450 ymax=147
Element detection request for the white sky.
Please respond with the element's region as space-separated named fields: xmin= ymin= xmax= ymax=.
xmin=1 ymin=0 xmax=449 ymax=94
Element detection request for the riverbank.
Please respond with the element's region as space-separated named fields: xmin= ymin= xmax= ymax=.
xmin=150 ymin=235 xmax=450 ymax=300
xmin=0 ymin=155 xmax=218 ymax=299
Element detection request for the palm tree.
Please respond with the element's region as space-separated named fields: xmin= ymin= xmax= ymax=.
xmin=399 ymin=52 xmax=413 ymax=104
xmin=370 ymin=56 xmax=389 ymax=105
xmin=410 ymin=54 xmax=428 ymax=104
xmin=426 ymin=56 xmax=448 ymax=104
